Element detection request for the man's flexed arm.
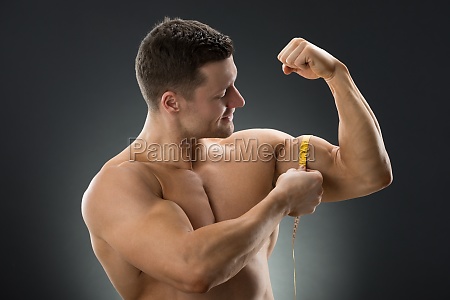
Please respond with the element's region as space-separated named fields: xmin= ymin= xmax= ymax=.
xmin=277 ymin=38 xmax=392 ymax=201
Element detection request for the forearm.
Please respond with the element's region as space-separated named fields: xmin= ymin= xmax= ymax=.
xmin=184 ymin=189 xmax=287 ymax=290
xmin=326 ymin=63 xmax=392 ymax=185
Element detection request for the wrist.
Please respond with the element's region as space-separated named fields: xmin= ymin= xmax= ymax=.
xmin=325 ymin=61 xmax=348 ymax=83
xmin=268 ymin=187 xmax=290 ymax=217
xmin=325 ymin=62 xmax=353 ymax=95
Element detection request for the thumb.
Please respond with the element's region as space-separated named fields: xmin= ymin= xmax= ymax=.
xmin=298 ymin=164 xmax=306 ymax=171
xmin=282 ymin=64 xmax=294 ymax=75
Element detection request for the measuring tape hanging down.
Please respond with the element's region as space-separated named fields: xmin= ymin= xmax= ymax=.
xmin=292 ymin=134 xmax=312 ymax=300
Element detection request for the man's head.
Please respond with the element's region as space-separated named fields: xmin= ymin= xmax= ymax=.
xmin=135 ymin=17 xmax=234 ymax=110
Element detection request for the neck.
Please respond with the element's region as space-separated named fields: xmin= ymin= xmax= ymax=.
xmin=129 ymin=111 xmax=198 ymax=169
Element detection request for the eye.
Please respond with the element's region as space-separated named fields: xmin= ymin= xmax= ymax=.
xmin=219 ymin=90 xmax=227 ymax=99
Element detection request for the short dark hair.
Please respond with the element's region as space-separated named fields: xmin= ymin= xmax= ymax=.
xmin=135 ymin=17 xmax=234 ymax=110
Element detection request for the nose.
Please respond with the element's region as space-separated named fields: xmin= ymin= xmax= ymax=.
xmin=226 ymin=85 xmax=245 ymax=108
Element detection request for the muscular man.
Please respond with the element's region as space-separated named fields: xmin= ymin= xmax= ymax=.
xmin=81 ymin=17 xmax=392 ymax=299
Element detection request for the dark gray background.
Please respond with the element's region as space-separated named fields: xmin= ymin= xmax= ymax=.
xmin=2 ymin=0 xmax=449 ymax=299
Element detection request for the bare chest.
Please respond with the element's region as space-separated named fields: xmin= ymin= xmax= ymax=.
xmin=155 ymin=158 xmax=275 ymax=229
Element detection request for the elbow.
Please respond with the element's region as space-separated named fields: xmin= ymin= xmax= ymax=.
xmin=363 ymin=163 xmax=393 ymax=193
xmin=378 ymin=159 xmax=394 ymax=189
xmin=175 ymin=235 xmax=239 ymax=293
xmin=375 ymin=169 xmax=393 ymax=191
xmin=173 ymin=239 xmax=220 ymax=294
xmin=176 ymin=263 xmax=215 ymax=294
xmin=183 ymin=273 xmax=212 ymax=294
xmin=379 ymin=153 xmax=393 ymax=189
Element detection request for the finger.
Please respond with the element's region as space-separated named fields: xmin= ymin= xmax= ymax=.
xmin=277 ymin=40 xmax=298 ymax=63
xmin=317 ymin=193 xmax=323 ymax=205
xmin=279 ymin=44 xmax=299 ymax=65
xmin=306 ymin=169 xmax=323 ymax=179
xmin=304 ymin=169 xmax=323 ymax=182
xmin=277 ymin=39 xmax=295 ymax=61
xmin=282 ymin=64 xmax=294 ymax=75
xmin=285 ymin=41 xmax=308 ymax=68
xmin=278 ymin=38 xmax=306 ymax=63
xmin=277 ymin=44 xmax=289 ymax=61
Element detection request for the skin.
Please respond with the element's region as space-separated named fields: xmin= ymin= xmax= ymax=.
xmin=81 ymin=38 xmax=392 ymax=300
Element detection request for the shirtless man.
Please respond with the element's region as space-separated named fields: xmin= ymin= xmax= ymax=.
xmin=81 ymin=17 xmax=392 ymax=300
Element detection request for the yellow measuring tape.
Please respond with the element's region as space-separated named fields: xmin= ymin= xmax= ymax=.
xmin=292 ymin=134 xmax=312 ymax=300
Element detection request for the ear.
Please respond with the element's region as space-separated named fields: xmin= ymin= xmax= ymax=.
xmin=160 ymin=91 xmax=180 ymax=113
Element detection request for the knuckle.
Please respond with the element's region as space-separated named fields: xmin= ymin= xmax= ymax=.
xmin=315 ymin=172 xmax=324 ymax=181
xmin=303 ymin=42 xmax=312 ymax=49
xmin=294 ymin=57 xmax=303 ymax=64
xmin=316 ymin=197 xmax=322 ymax=205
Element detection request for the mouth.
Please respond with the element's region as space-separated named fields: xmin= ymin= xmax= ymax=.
xmin=221 ymin=109 xmax=235 ymax=121
xmin=220 ymin=114 xmax=233 ymax=122
xmin=221 ymin=114 xmax=234 ymax=122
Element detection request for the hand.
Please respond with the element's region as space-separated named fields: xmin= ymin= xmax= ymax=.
xmin=277 ymin=38 xmax=340 ymax=80
xmin=274 ymin=166 xmax=323 ymax=217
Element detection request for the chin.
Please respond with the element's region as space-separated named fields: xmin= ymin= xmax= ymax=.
xmin=202 ymin=126 xmax=234 ymax=139
xmin=217 ymin=124 xmax=234 ymax=138
xmin=216 ymin=132 xmax=233 ymax=139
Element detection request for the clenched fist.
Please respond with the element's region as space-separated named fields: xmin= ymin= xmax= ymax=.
xmin=274 ymin=165 xmax=323 ymax=217
xmin=277 ymin=38 xmax=342 ymax=80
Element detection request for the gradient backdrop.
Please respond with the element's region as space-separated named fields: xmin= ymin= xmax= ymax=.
xmin=2 ymin=1 xmax=449 ymax=299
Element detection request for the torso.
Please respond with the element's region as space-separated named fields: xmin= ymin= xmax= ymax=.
xmin=90 ymin=129 xmax=283 ymax=299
